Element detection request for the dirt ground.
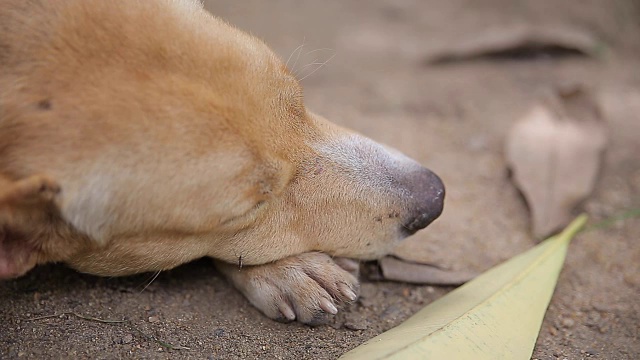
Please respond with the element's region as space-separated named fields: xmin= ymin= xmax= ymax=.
xmin=1 ymin=0 xmax=639 ymax=359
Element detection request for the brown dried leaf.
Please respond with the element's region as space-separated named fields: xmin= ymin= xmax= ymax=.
xmin=427 ymin=24 xmax=601 ymax=63
xmin=379 ymin=256 xmax=476 ymax=285
xmin=505 ymin=87 xmax=607 ymax=238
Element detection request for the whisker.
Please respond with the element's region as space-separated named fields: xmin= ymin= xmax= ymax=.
xmin=293 ymin=48 xmax=336 ymax=77
xmin=298 ymin=52 xmax=337 ymax=81
xmin=285 ymin=41 xmax=304 ymax=69
xmin=293 ymin=57 xmax=320 ymax=77
xmin=139 ymin=271 xmax=161 ymax=294
xmin=287 ymin=37 xmax=306 ymax=72
xmin=303 ymin=47 xmax=334 ymax=56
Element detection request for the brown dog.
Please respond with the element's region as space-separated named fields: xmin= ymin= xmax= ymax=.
xmin=0 ymin=0 xmax=444 ymax=325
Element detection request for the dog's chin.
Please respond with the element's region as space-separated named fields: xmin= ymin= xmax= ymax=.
xmin=376 ymin=225 xmax=431 ymax=258
xmin=341 ymin=232 xmax=409 ymax=261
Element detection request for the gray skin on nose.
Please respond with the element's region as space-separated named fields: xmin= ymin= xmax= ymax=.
xmin=400 ymin=168 xmax=445 ymax=235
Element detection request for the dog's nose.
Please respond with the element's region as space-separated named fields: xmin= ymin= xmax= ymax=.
xmin=401 ymin=168 xmax=445 ymax=235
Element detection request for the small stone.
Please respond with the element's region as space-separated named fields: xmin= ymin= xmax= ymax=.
xmin=586 ymin=349 xmax=597 ymax=356
xmin=122 ymin=334 xmax=133 ymax=344
xmin=148 ymin=316 xmax=160 ymax=323
xmin=358 ymin=296 xmax=376 ymax=309
xmin=344 ymin=315 xmax=368 ymax=330
xmin=345 ymin=321 xmax=367 ymax=330
xmin=408 ymin=289 xmax=425 ymax=304
xmin=214 ymin=328 xmax=225 ymax=337
xmin=560 ymin=317 xmax=575 ymax=328
xmin=586 ymin=311 xmax=601 ymax=325
xmin=381 ymin=305 xmax=403 ymax=321
xmin=598 ymin=324 xmax=610 ymax=333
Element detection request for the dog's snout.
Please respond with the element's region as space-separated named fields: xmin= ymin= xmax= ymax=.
xmin=402 ymin=168 xmax=445 ymax=235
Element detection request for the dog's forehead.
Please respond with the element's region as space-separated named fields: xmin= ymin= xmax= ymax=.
xmin=8 ymin=0 xmax=308 ymax=158
xmin=192 ymin=14 xmax=303 ymax=107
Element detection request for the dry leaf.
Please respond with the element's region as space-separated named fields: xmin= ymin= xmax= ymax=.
xmin=340 ymin=215 xmax=587 ymax=360
xmin=379 ymin=256 xmax=476 ymax=285
xmin=506 ymin=87 xmax=607 ymax=238
xmin=427 ymin=24 xmax=601 ymax=63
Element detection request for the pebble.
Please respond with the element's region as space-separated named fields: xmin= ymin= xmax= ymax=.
xmin=560 ymin=317 xmax=575 ymax=328
xmin=381 ymin=305 xmax=403 ymax=321
xmin=344 ymin=321 xmax=368 ymax=331
xmin=358 ymin=296 xmax=376 ymax=309
xmin=344 ymin=315 xmax=368 ymax=330
xmin=408 ymin=289 xmax=425 ymax=304
xmin=122 ymin=334 xmax=133 ymax=344
xmin=598 ymin=323 xmax=610 ymax=334
xmin=148 ymin=316 xmax=160 ymax=323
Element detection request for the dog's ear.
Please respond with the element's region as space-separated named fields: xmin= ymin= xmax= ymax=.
xmin=0 ymin=174 xmax=60 ymax=278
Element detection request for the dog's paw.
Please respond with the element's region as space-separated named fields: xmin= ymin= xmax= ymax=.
xmin=217 ymin=252 xmax=359 ymax=325
xmin=0 ymin=174 xmax=60 ymax=204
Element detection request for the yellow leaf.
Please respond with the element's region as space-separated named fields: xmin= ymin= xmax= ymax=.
xmin=341 ymin=215 xmax=587 ymax=360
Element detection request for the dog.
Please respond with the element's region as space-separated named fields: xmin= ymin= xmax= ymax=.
xmin=0 ymin=0 xmax=444 ymax=325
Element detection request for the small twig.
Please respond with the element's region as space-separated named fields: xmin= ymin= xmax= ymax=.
xmin=71 ymin=312 xmax=127 ymax=324
xmin=26 ymin=312 xmax=190 ymax=350
xmin=26 ymin=312 xmax=125 ymax=324
xmin=26 ymin=313 xmax=64 ymax=321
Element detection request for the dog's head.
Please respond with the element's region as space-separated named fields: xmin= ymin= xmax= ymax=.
xmin=0 ymin=0 xmax=443 ymax=276
xmin=159 ymin=7 xmax=447 ymax=264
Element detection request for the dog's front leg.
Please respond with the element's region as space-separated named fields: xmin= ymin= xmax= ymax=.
xmin=215 ymin=252 xmax=360 ymax=325
xmin=0 ymin=174 xmax=60 ymax=205
xmin=0 ymin=174 xmax=61 ymax=278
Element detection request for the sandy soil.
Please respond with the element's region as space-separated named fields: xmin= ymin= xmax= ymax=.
xmin=1 ymin=0 xmax=639 ymax=359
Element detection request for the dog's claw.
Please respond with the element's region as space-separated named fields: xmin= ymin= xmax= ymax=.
xmin=319 ymin=297 xmax=338 ymax=315
xmin=278 ymin=302 xmax=296 ymax=321
xmin=339 ymin=283 xmax=358 ymax=302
